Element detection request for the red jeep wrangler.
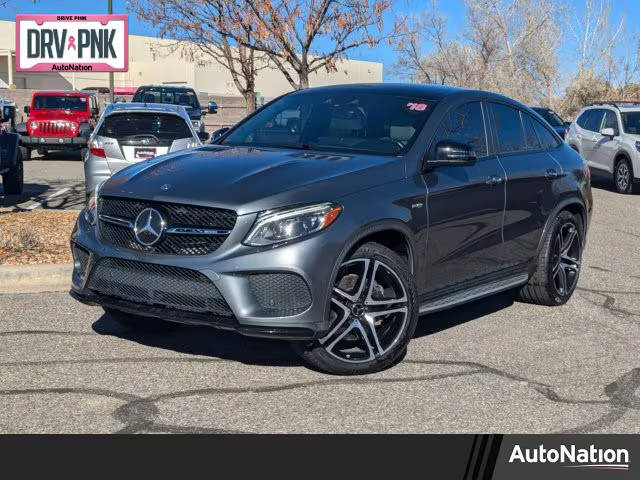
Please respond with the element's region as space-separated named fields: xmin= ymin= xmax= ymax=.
xmin=22 ymin=91 xmax=100 ymax=160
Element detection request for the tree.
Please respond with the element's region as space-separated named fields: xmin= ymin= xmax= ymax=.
xmin=129 ymin=0 xmax=268 ymax=114
xmin=225 ymin=0 xmax=404 ymax=90
xmin=394 ymin=0 xmax=562 ymax=106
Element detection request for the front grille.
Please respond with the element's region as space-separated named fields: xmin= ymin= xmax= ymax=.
xmin=247 ymin=273 xmax=312 ymax=316
xmin=35 ymin=121 xmax=74 ymax=136
xmin=98 ymin=196 xmax=236 ymax=255
xmin=87 ymin=257 xmax=232 ymax=316
xmin=99 ymin=197 xmax=236 ymax=229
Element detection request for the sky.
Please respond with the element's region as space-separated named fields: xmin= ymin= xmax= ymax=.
xmin=1 ymin=0 xmax=638 ymax=82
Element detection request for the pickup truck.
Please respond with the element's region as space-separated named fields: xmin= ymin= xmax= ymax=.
xmin=0 ymin=101 xmax=23 ymax=194
xmin=21 ymin=91 xmax=100 ymax=160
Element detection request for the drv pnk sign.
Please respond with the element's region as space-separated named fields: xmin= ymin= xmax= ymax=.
xmin=16 ymin=15 xmax=128 ymax=72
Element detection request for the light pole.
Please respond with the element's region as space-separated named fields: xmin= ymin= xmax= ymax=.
xmin=108 ymin=0 xmax=114 ymax=103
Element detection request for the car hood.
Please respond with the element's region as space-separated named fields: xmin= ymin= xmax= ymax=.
xmin=101 ymin=145 xmax=404 ymax=215
xmin=29 ymin=110 xmax=88 ymax=121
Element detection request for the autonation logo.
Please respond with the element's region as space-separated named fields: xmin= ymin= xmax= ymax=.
xmin=509 ymin=444 xmax=630 ymax=471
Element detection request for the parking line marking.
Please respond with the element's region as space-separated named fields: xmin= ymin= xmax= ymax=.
xmin=25 ymin=187 xmax=71 ymax=210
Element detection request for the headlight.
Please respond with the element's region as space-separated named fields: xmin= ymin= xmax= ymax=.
xmin=244 ymin=203 xmax=342 ymax=246
xmin=83 ymin=180 xmax=105 ymax=225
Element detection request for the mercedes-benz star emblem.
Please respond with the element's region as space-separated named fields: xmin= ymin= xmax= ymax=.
xmin=133 ymin=208 xmax=166 ymax=246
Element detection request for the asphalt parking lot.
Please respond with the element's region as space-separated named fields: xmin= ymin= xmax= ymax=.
xmin=1 ymin=176 xmax=639 ymax=433
xmin=0 ymin=153 xmax=85 ymax=212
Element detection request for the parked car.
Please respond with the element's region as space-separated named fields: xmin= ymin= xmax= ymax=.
xmin=21 ymin=90 xmax=100 ymax=160
xmin=0 ymin=101 xmax=24 ymax=194
xmin=84 ymin=102 xmax=208 ymax=195
xmin=566 ymin=101 xmax=640 ymax=194
xmin=531 ymin=107 xmax=570 ymax=139
xmin=70 ymin=84 xmax=592 ymax=375
xmin=132 ymin=85 xmax=216 ymax=134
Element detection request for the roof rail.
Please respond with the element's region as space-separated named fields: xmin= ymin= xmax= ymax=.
xmin=589 ymin=100 xmax=640 ymax=109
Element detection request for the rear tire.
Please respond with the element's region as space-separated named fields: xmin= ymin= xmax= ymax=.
xmin=614 ymin=157 xmax=634 ymax=194
xmin=519 ymin=210 xmax=583 ymax=306
xmin=2 ymin=149 xmax=24 ymax=195
xmin=294 ymin=242 xmax=418 ymax=375
xmin=102 ymin=307 xmax=177 ymax=332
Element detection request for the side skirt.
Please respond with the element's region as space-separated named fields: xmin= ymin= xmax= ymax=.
xmin=418 ymin=273 xmax=529 ymax=315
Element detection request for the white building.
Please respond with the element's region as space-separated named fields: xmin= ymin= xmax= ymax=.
xmin=0 ymin=20 xmax=383 ymax=97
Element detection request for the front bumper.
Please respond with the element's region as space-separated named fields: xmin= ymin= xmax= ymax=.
xmin=22 ymin=135 xmax=87 ymax=148
xmin=69 ymin=209 xmax=347 ymax=340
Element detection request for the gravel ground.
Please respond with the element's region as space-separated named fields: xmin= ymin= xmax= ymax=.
xmin=0 ymin=183 xmax=639 ymax=433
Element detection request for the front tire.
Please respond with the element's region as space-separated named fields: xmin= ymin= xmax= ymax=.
xmin=519 ymin=210 xmax=583 ymax=306
xmin=2 ymin=149 xmax=24 ymax=195
xmin=614 ymin=157 xmax=634 ymax=194
xmin=295 ymin=242 xmax=418 ymax=375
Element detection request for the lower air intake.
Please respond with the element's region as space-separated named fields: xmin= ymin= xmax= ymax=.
xmin=87 ymin=257 xmax=232 ymax=316
xmin=247 ymin=273 xmax=312 ymax=317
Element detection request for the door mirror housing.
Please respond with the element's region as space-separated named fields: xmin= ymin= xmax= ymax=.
xmin=600 ymin=127 xmax=617 ymax=138
xmin=23 ymin=106 xmax=30 ymax=115
xmin=426 ymin=140 xmax=477 ymax=168
xmin=208 ymin=101 xmax=218 ymax=114
xmin=197 ymin=131 xmax=210 ymax=142
xmin=210 ymin=127 xmax=230 ymax=143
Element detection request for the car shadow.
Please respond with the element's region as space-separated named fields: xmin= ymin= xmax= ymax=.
xmin=92 ymin=313 xmax=303 ymax=367
xmin=589 ymin=171 xmax=617 ymax=193
xmin=413 ymin=289 xmax=518 ymax=338
xmin=91 ymin=289 xmax=520 ymax=369
xmin=0 ymin=180 xmax=85 ymax=210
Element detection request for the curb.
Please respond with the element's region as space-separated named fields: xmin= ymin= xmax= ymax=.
xmin=0 ymin=263 xmax=72 ymax=294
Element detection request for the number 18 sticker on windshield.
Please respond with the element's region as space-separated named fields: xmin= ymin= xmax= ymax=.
xmin=406 ymin=102 xmax=428 ymax=112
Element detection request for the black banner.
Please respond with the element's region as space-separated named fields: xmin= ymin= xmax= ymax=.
xmin=0 ymin=434 xmax=637 ymax=478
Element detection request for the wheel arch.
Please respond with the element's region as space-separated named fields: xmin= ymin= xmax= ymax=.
xmin=613 ymin=150 xmax=634 ymax=177
xmin=537 ymin=198 xmax=587 ymax=256
xmin=321 ymin=220 xmax=417 ymax=328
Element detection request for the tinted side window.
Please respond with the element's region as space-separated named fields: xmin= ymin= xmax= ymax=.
xmin=576 ymin=110 xmax=591 ymax=129
xmin=522 ymin=113 xmax=541 ymax=150
xmin=532 ymin=119 xmax=560 ymax=150
xmin=602 ymin=110 xmax=618 ymax=131
xmin=431 ymin=102 xmax=487 ymax=157
xmin=585 ymin=109 xmax=604 ymax=131
xmin=491 ymin=103 xmax=526 ymax=153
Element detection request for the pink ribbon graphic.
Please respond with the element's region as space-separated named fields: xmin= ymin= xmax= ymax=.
xmin=68 ymin=36 xmax=76 ymax=50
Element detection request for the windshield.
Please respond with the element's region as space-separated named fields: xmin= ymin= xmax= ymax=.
xmin=133 ymin=87 xmax=200 ymax=110
xmin=221 ymin=91 xmax=437 ymax=155
xmin=33 ymin=95 xmax=88 ymax=111
xmin=532 ymin=108 xmax=564 ymax=127
xmin=98 ymin=113 xmax=192 ymax=146
xmin=621 ymin=112 xmax=640 ymax=134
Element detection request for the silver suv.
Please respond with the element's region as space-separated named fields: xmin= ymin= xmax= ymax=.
xmin=84 ymin=103 xmax=204 ymax=194
xmin=567 ymin=101 xmax=640 ymax=193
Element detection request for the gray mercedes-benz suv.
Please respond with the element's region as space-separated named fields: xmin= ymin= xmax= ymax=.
xmin=70 ymin=84 xmax=592 ymax=375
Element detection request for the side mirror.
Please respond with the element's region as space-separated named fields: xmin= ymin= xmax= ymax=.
xmin=197 ymin=131 xmax=210 ymax=142
xmin=426 ymin=140 xmax=477 ymax=168
xmin=210 ymin=127 xmax=230 ymax=143
xmin=600 ymin=127 xmax=617 ymax=138
xmin=208 ymin=101 xmax=218 ymax=114
xmin=23 ymin=106 xmax=30 ymax=115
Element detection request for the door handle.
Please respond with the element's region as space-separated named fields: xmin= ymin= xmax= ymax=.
xmin=545 ymin=168 xmax=559 ymax=179
xmin=485 ymin=175 xmax=503 ymax=186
